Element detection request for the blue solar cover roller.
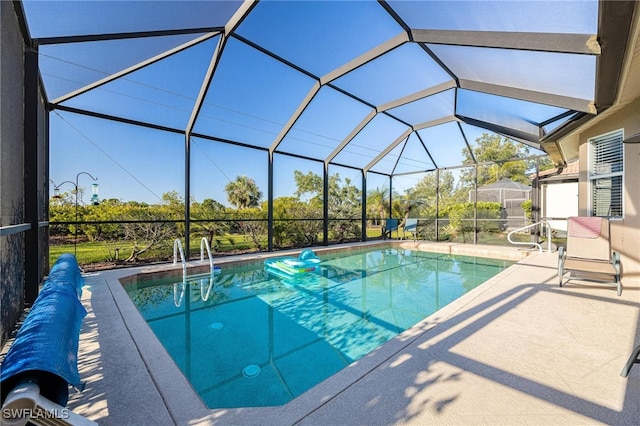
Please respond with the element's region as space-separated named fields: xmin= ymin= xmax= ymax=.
xmin=0 ymin=254 xmax=87 ymax=406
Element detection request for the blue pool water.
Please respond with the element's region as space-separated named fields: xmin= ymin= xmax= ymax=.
xmin=124 ymin=247 xmax=512 ymax=409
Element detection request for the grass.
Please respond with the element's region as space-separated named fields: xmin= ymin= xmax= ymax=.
xmin=49 ymin=234 xmax=270 ymax=268
xmin=50 ymin=242 xmax=111 ymax=267
xmin=51 ymin=228 xmax=552 ymax=269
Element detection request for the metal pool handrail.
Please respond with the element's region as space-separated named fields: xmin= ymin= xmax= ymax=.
xmin=200 ymin=237 xmax=215 ymax=274
xmin=507 ymin=219 xmax=552 ymax=253
xmin=200 ymin=237 xmax=216 ymax=301
xmin=173 ymin=238 xmax=187 ymax=277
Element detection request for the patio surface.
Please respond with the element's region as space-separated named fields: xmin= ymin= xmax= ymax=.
xmin=65 ymin=242 xmax=640 ymax=425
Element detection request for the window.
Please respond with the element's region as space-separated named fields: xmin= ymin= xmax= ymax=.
xmin=588 ymin=129 xmax=623 ymax=218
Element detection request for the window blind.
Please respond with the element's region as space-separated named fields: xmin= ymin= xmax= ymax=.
xmin=589 ymin=130 xmax=623 ymax=218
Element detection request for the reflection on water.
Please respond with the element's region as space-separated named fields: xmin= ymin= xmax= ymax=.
xmin=124 ymin=247 xmax=512 ymax=409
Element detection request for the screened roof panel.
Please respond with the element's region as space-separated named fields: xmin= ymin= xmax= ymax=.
xmin=387 ymin=0 xmax=598 ymax=33
xmin=460 ymin=123 xmax=546 ymax=159
xmin=331 ymin=43 xmax=452 ymax=107
xmin=21 ymin=0 xmax=632 ymax=179
xmin=194 ymin=38 xmax=317 ymax=148
xmin=542 ymin=115 xmax=576 ymax=136
xmin=235 ymin=1 xmax=402 ymax=77
xmin=369 ymin=141 xmax=407 ymax=175
xmin=51 ymin=111 xmax=186 ymax=204
xmin=190 ymin=136 xmax=268 ymax=205
xmin=333 ymin=114 xmax=409 ymax=169
xmin=40 ymin=33 xmax=211 ymax=102
xmin=394 ymin=133 xmax=437 ymax=174
xmin=386 ymin=89 xmax=455 ymax=126
xmin=428 ymin=44 xmax=596 ymax=102
xmin=278 ymin=87 xmax=372 ymax=158
xmin=59 ymin=37 xmax=220 ymax=130
xmin=417 ymin=122 xmax=471 ymax=168
xmin=456 ymin=90 xmax=569 ymax=135
xmin=22 ymin=0 xmax=242 ymax=38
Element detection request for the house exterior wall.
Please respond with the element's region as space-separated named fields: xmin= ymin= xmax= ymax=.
xmin=577 ymin=97 xmax=640 ymax=281
xmin=0 ymin=3 xmax=49 ymax=347
xmin=1 ymin=1 xmax=27 ymax=346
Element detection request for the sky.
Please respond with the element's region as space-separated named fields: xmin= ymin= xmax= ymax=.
xmin=27 ymin=0 xmax=599 ymax=206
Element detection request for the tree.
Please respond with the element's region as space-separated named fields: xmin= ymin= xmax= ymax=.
xmin=531 ymin=156 xmax=555 ymax=173
xmin=225 ymin=175 xmax=263 ymax=209
xmin=191 ymin=198 xmax=228 ymax=249
xmin=272 ymin=197 xmax=322 ymax=248
xmin=121 ymin=211 xmax=176 ymax=263
xmin=293 ymin=170 xmax=361 ymax=241
xmin=158 ymin=191 xmax=185 ymax=218
xmin=236 ymin=206 xmax=267 ymax=249
xmin=443 ymin=201 xmax=503 ymax=243
xmin=460 ymin=134 xmax=532 ymax=187
xmin=366 ymin=187 xmax=389 ymax=225
xmin=224 ymin=176 xmax=264 ymax=250
xmin=293 ymin=170 xmax=323 ymax=206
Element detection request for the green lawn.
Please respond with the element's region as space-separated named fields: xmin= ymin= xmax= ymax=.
xmin=51 ymin=227 xmax=553 ymax=269
xmin=50 ymin=242 xmax=112 ymax=267
xmin=49 ymin=234 xmax=264 ymax=268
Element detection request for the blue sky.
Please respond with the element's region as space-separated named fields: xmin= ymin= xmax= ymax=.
xmin=34 ymin=1 xmax=598 ymax=206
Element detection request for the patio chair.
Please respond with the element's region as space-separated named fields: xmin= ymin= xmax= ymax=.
xmin=558 ymin=216 xmax=621 ymax=295
xmin=620 ymin=344 xmax=640 ymax=377
xmin=401 ymin=218 xmax=418 ymax=240
xmin=383 ymin=218 xmax=398 ymax=239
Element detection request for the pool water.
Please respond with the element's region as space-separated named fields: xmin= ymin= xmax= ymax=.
xmin=124 ymin=247 xmax=512 ymax=409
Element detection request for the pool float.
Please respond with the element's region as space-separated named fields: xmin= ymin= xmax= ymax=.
xmin=264 ymin=249 xmax=321 ymax=279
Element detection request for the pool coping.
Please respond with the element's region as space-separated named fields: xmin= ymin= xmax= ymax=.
xmin=102 ymin=241 xmax=533 ymax=424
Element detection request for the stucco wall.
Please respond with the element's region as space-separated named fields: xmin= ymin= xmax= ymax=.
xmin=577 ymin=97 xmax=640 ymax=281
xmin=1 ymin=1 xmax=26 ymax=346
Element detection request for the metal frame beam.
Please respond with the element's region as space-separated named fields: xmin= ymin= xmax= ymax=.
xmin=377 ymin=81 xmax=456 ymax=112
xmin=269 ymin=33 xmax=409 ymax=153
xmin=364 ymin=128 xmax=413 ymax=173
xmin=24 ymin=46 xmax=40 ymax=304
xmin=269 ymin=82 xmax=321 ymax=153
xmin=412 ymin=29 xmax=600 ymax=55
xmin=415 ymin=131 xmax=438 ymax=169
xmin=325 ymin=109 xmax=377 ymax=164
xmin=459 ymin=79 xmax=596 ymax=114
xmin=593 ymin=0 xmax=637 ymax=110
xmin=456 ymin=114 xmax=541 ymax=148
xmin=184 ymin=0 xmax=257 ymax=255
xmin=52 ymin=32 xmax=220 ymax=105
xmin=320 ymin=32 xmax=409 ymax=85
xmin=413 ymin=115 xmax=458 ymax=132
xmin=533 ymin=0 xmax=637 ymax=148
xmin=52 ymin=104 xmax=186 ymax=135
xmin=35 ymin=27 xmax=225 ymax=45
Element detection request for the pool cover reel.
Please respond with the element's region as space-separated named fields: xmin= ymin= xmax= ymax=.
xmin=0 ymin=254 xmax=87 ymax=406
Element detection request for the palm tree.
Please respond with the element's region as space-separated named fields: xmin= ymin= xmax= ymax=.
xmin=225 ymin=175 xmax=263 ymax=210
xmin=366 ymin=187 xmax=389 ymax=225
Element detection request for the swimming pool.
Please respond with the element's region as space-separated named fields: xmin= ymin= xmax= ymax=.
xmin=124 ymin=246 xmax=513 ymax=409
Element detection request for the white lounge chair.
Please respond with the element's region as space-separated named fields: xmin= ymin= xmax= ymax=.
xmin=558 ymin=216 xmax=621 ymax=295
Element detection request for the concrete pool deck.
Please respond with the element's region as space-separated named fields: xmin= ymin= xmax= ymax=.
xmin=65 ymin=242 xmax=640 ymax=425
